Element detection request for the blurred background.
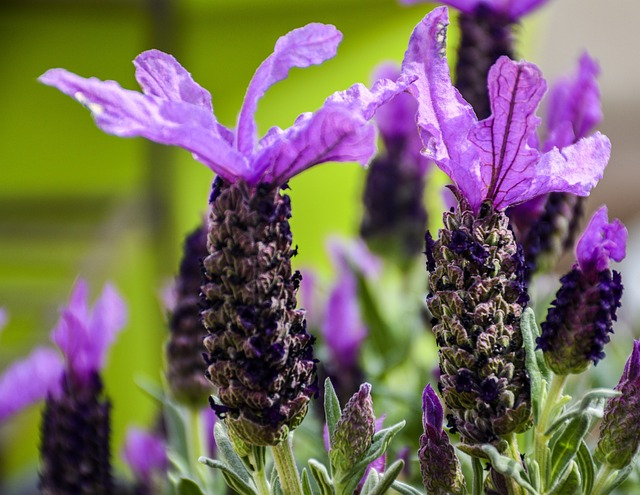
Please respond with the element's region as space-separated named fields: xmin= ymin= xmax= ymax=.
xmin=1 ymin=0 xmax=638 ymax=490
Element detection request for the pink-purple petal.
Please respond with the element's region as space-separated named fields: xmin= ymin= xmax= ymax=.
xmin=401 ymin=7 xmax=482 ymax=209
xmin=235 ymin=23 xmax=342 ymax=155
xmin=576 ymin=205 xmax=627 ymax=274
xmin=544 ymin=52 xmax=602 ymax=150
xmin=88 ymin=283 xmax=127 ymax=372
xmin=470 ymin=57 xmax=546 ymax=210
xmin=0 ymin=347 xmax=64 ymax=422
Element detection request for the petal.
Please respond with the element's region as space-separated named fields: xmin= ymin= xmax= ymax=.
xmin=544 ymin=52 xmax=602 ymax=150
xmin=470 ymin=57 xmax=546 ymax=210
xmin=576 ymin=205 xmax=627 ymax=273
xmin=51 ymin=279 xmax=90 ymax=364
xmin=39 ymin=69 xmax=249 ymax=181
xmin=249 ymin=104 xmax=376 ymax=185
xmin=88 ymin=283 xmax=128 ymax=371
xmin=0 ymin=347 xmax=64 ymax=422
xmin=235 ymin=23 xmax=342 ymax=155
xmin=401 ymin=7 xmax=482 ymax=209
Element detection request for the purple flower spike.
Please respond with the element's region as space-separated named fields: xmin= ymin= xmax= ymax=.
xmin=40 ymin=25 xmax=414 ymax=188
xmin=0 ymin=347 xmax=64 ymax=422
xmin=51 ymin=279 xmax=127 ymax=384
xmin=400 ymin=0 xmax=551 ymax=20
xmin=123 ymin=427 xmax=168 ymax=483
xmin=576 ymin=205 xmax=627 ymax=277
xmin=401 ymin=7 xmax=610 ymax=213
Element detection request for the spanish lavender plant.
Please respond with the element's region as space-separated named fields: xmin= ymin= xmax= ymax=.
xmin=537 ymin=206 xmax=626 ymax=375
xmin=401 ymin=5 xmax=609 ymax=461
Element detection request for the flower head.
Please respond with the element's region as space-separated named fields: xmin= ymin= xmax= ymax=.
xmin=401 ymin=7 xmax=610 ymax=214
xmin=40 ymin=24 xmax=413 ymax=188
xmin=400 ymin=0 xmax=551 ymax=20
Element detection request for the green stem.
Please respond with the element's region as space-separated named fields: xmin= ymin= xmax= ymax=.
xmin=188 ymin=407 xmax=208 ymax=484
xmin=592 ymin=464 xmax=616 ymax=495
xmin=505 ymin=434 xmax=525 ymax=495
xmin=472 ymin=456 xmax=484 ymax=495
xmin=271 ymin=436 xmax=303 ymax=495
xmin=534 ymin=373 xmax=567 ymax=490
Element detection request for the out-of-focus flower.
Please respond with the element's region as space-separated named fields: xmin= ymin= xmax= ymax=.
xmin=123 ymin=427 xmax=168 ymax=484
xmin=400 ymin=0 xmax=551 ymax=20
xmin=537 ymin=206 xmax=626 ymax=374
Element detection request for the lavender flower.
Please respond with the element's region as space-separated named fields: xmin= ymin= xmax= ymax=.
xmin=537 ymin=206 xmax=626 ymax=374
xmin=418 ymin=385 xmax=466 ymax=495
xmin=166 ymin=224 xmax=213 ymax=407
xmin=123 ymin=427 xmax=168 ymax=494
xmin=596 ymin=340 xmax=640 ymax=470
xmin=402 ymin=7 xmax=609 ymax=452
xmin=40 ymin=24 xmax=412 ymax=448
xmin=512 ymin=54 xmax=603 ymax=276
xmin=360 ymin=64 xmax=429 ymax=261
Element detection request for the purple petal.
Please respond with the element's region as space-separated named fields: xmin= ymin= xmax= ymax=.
xmin=123 ymin=427 xmax=168 ymax=482
xmin=422 ymin=384 xmax=444 ymax=434
xmin=39 ymin=69 xmax=249 ymax=181
xmin=249 ymin=104 xmax=376 ymax=185
xmin=327 ymin=237 xmax=381 ymax=279
xmin=0 ymin=347 xmax=64 ymax=422
xmin=88 ymin=283 xmax=127 ymax=371
xmin=576 ymin=206 xmax=627 ymax=274
xmin=401 ymin=0 xmax=551 ymax=18
xmin=401 ymin=7 xmax=483 ymax=210
xmin=621 ymin=340 xmax=640 ymax=383
xmin=236 ymin=23 xmax=342 ymax=155
xmin=544 ymin=52 xmax=602 ymax=150
xmin=470 ymin=57 xmax=546 ymax=210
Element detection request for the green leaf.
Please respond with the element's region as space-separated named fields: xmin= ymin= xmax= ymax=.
xmin=546 ymin=389 xmax=618 ymax=436
xmin=360 ymin=468 xmax=379 ymax=494
xmin=548 ymin=461 xmax=581 ymax=495
xmin=308 ymin=459 xmax=335 ymax=495
xmin=549 ymin=414 xmax=589 ymax=484
xmin=213 ymin=422 xmax=252 ymax=484
xmin=356 ymin=272 xmax=394 ymax=360
xmin=367 ymin=459 xmax=404 ymax=495
xmin=301 ymin=468 xmax=314 ymax=495
xmin=335 ymin=421 xmax=405 ymax=495
xmin=525 ymin=458 xmax=541 ymax=492
xmin=598 ymin=463 xmax=635 ymax=495
xmin=199 ymin=456 xmax=258 ymax=495
xmin=164 ymin=400 xmax=190 ymax=471
xmin=521 ymin=308 xmax=547 ymax=422
xmin=391 ymin=480 xmax=425 ymax=495
xmin=177 ymin=478 xmax=206 ymax=495
xmin=480 ymin=445 xmax=538 ymax=495
xmin=324 ymin=378 xmax=341 ymax=444
xmin=575 ymin=440 xmax=595 ymax=495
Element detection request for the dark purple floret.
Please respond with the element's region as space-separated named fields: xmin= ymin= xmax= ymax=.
xmin=425 ymin=230 xmax=437 ymax=272
xmin=449 ymin=228 xmax=489 ymax=264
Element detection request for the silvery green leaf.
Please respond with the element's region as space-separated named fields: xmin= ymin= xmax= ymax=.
xmin=546 ymin=389 xmax=618 ymax=435
xmin=547 ymin=461 xmax=581 ymax=495
xmin=367 ymin=459 xmax=404 ymax=495
xmin=308 ymin=459 xmax=334 ymax=495
xmin=164 ymin=400 xmax=190 ymax=471
xmin=549 ymin=414 xmax=589 ymax=484
xmin=575 ymin=440 xmax=594 ymax=495
xmin=525 ymin=457 xmax=541 ymax=492
xmin=598 ymin=462 xmax=635 ymax=495
xmin=324 ymin=378 xmax=341 ymax=443
xmin=177 ymin=478 xmax=206 ymax=495
xmin=521 ymin=308 xmax=548 ymax=423
xmin=391 ymin=480 xmax=425 ymax=495
xmin=199 ymin=456 xmax=258 ymax=495
xmin=213 ymin=422 xmax=252 ymax=484
xmin=480 ymin=445 xmax=538 ymax=495
xmin=273 ymin=478 xmax=284 ymax=495
xmin=302 ymin=468 xmax=314 ymax=495
xmin=360 ymin=468 xmax=379 ymax=494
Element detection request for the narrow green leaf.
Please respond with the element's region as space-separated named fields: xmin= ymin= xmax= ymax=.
xmin=213 ymin=422 xmax=252 ymax=484
xmin=273 ymin=478 xmax=284 ymax=495
xmin=356 ymin=273 xmax=394 ymax=359
xmin=575 ymin=440 xmax=595 ymax=495
xmin=198 ymin=456 xmax=258 ymax=495
xmin=549 ymin=414 xmax=589 ymax=483
xmin=472 ymin=456 xmax=484 ymax=495
xmin=480 ymin=445 xmax=538 ymax=495
xmin=308 ymin=459 xmax=335 ymax=495
xmin=598 ymin=463 xmax=634 ymax=495
xmin=301 ymin=468 xmax=314 ymax=495
xmin=324 ymin=378 xmax=341 ymax=443
xmin=391 ymin=480 xmax=425 ymax=495
xmin=547 ymin=461 xmax=581 ymax=495
xmin=360 ymin=468 xmax=379 ymax=494
xmin=177 ymin=478 xmax=206 ymax=495
xmin=367 ymin=459 xmax=404 ymax=495
xmin=164 ymin=401 xmax=190 ymax=470
xmin=521 ymin=308 xmax=546 ymax=422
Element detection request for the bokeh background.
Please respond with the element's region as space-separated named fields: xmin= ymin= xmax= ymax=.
xmin=1 ymin=0 xmax=639 ymax=490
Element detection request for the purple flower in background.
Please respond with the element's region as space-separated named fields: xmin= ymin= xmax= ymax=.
xmin=400 ymin=0 xmax=551 ymax=20
xmin=40 ymin=24 xmax=413 ymax=188
xmin=538 ymin=206 xmax=626 ymax=374
xmin=0 ymin=308 xmax=7 ymax=333
xmin=401 ymin=7 xmax=610 ymax=214
xmin=123 ymin=427 xmax=168 ymax=484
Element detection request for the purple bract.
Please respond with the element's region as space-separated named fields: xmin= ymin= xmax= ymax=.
xmin=576 ymin=205 xmax=627 ymax=276
xmin=400 ymin=0 xmax=551 ymax=20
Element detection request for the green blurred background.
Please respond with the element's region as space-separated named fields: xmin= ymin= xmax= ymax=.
xmin=2 ymin=0 xmax=637 ymax=490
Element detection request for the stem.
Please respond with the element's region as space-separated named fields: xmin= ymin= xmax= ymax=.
xmin=250 ymin=467 xmax=271 ymax=495
xmin=271 ymin=436 xmax=303 ymax=495
xmin=248 ymin=447 xmax=270 ymax=495
xmin=188 ymin=407 xmax=208 ymax=484
xmin=534 ymin=373 xmax=567 ymax=490
xmin=592 ymin=464 xmax=616 ymax=495
xmin=505 ymin=434 xmax=525 ymax=495
xmin=472 ymin=456 xmax=484 ymax=495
